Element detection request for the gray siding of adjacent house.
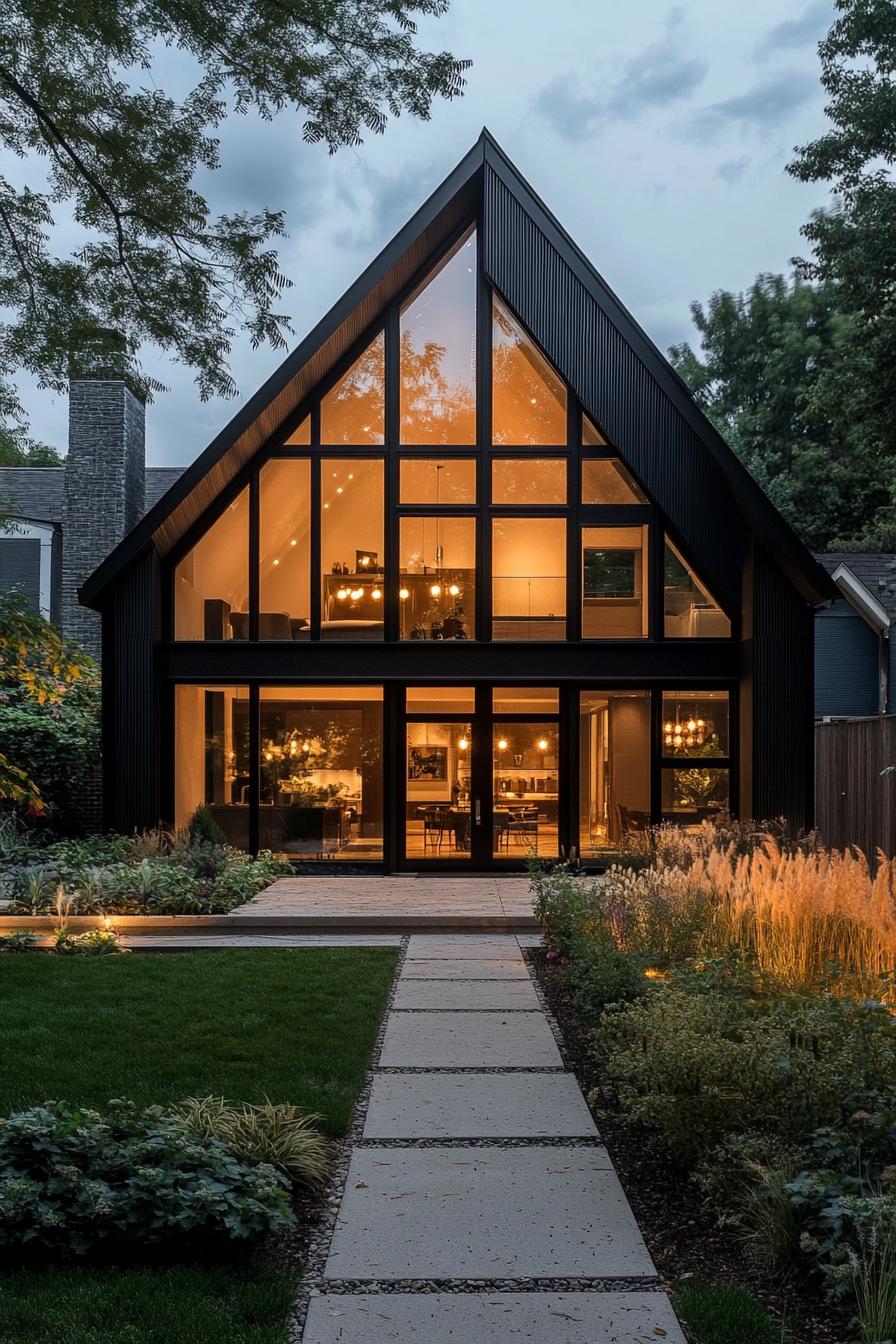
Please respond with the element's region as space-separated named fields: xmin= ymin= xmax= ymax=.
xmin=815 ymin=599 xmax=881 ymax=718
xmin=0 ymin=537 xmax=42 ymax=613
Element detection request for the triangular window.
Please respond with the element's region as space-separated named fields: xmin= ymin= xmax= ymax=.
xmin=664 ymin=537 xmax=731 ymax=638
xmin=174 ymin=488 xmax=249 ymax=640
xmin=581 ymin=458 xmax=647 ymax=505
xmin=492 ymin=295 xmax=566 ymax=444
xmin=283 ymin=416 xmax=310 ymax=446
xmin=400 ymin=229 xmax=476 ymax=444
xmin=320 ymin=332 xmax=385 ymax=444
xmin=582 ymin=415 xmax=607 ymax=446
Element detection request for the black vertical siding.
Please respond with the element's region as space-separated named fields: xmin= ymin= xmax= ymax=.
xmin=482 ymin=166 xmax=747 ymax=610
xmin=104 ymin=548 xmax=160 ymax=832
xmin=752 ymin=546 xmax=815 ymax=827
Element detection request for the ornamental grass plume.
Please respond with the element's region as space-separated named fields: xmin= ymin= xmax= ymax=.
xmin=170 ymin=1096 xmax=330 ymax=1188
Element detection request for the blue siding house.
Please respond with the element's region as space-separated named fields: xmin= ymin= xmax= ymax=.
xmin=815 ymin=555 xmax=895 ymax=719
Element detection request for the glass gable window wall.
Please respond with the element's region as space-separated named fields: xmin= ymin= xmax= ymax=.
xmin=170 ymin=244 xmax=735 ymax=651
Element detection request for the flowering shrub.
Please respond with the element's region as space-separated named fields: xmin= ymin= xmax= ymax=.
xmin=0 ymin=1100 xmax=293 ymax=1256
xmin=52 ymin=929 xmax=121 ymax=955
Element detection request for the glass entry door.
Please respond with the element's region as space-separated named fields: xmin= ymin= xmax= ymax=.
xmin=400 ymin=686 xmax=561 ymax=868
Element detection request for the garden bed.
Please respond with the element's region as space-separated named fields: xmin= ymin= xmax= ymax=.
xmin=532 ymin=949 xmax=837 ymax=1344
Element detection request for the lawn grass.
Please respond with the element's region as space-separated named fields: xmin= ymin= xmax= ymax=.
xmin=0 ymin=947 xmax=398 ymax=1133
xmin=675 ymin=1279 xmax=791 ymax=1344
xmin=0 ymin=1262 xmax=297 ymax=1344
xmin=0 ymin=947 xmax=398 ymax=1344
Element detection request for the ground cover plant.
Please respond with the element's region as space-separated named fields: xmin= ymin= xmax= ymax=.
xmin=532 ymin=820 xmax=896 ymax=1343
xmin=0 ymin=814 xmax=291 ymax=915
xmin=0 ymin=947 xmax=398 ymax=1344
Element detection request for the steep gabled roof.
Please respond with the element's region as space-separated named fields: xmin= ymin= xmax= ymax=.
xmin=81 ymin=130 xmax=834 ymax=609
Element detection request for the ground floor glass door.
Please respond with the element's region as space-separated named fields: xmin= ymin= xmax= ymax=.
xmin=400 ymin=686 xmax=561 ymax=868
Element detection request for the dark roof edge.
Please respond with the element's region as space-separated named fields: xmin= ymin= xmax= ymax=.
xmin=81 ymin=137 xmax=487 ymax=608
xmin=480 ymin=132 xmax=836 ymax=607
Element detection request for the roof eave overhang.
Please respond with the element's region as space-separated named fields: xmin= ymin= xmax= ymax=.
xmin=831 ymin=562 xmax=891 ymax=633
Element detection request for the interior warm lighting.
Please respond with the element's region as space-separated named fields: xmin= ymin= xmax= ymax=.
xmin=302 ymin=740 xmax=311 ymax=753
xmin=448 ymin=583 xmax=460 ymax=597
xmin=273 ymin=558 xmax=280 ymax=566
xmin=399 ymin=587 xmax=410 ymax=601
xmin=336 ymin=486 xmax=343 ymax=494
xmin=360 ymin=555 xmax=370 ymax=568
xmin=687 ymin=719 xmax=697 ymax=732
xmin=371 ymin=587 xmax=382 ymax=600
xmin=458 ymin=736 xmax=469 ymax=751
xmin=351 ymin=587 xmax=364 ymax=600
xmin=497 ymin=738 xmax=508 ymax=751
xmin=290 ymin=539 xmax=297 ymax=547
xmin=537 ymin=737 xmax=549 ymax=751
xmin=336 ymin=588 xmax=349 ymax=601
xmin=430 ymin=583 xmax=442 ymax=598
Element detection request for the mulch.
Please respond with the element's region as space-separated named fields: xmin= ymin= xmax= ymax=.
xmin=530 ymin=950 xmax=843 ymax=1344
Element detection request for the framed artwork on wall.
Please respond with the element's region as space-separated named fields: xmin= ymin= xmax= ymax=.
xmin=408 ymin=745 xmax=448 ymax=780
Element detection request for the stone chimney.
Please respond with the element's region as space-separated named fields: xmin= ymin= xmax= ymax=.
xmin=61 ymin=331 xmax=145 ymax=660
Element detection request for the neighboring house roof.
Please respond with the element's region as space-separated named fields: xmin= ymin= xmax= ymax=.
xmin=80 ymin=129 xmax=837 ymax=610
xmin=0 ymin=467 xmax=65 ymax=524
xmin=0 ymin=465 xmax=185 ymax=525
xmin=815 ymin=554 xmax=896 ymax=631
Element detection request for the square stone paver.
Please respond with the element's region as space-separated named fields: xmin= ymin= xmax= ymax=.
xmin=303 ymin=1292 xmax=685 ymax=1343
xmin=393 ymin=978 xmax=540 ymax=1010
xmin=405 ymin=935 xmax=526 ymax=959
xmin=400 ymin=958 xmax=529 ymax=980
xmin=363 ymin=1071 xmax=598 ymax=1139
xmin=324 ymin=1147 xmax=656 ymax=1280
xmin=378 ymin=1011 xmax=562 ymax=1068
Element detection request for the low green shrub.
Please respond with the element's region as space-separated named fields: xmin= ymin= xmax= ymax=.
xmin=171 ymin=1096 xmax=330 ymax=1188
xmin=0 ymin=1100 xmax=293 ymax=1257
xmin=561 ymin=927 xmax=646 ymax=1018
xmin=0 ymin=932 xmax=38 ymax=954
xmin=593 ymin=972 xmax=896 ymax=1164
xmin=674 ymin=1278 xmax=791 ymax=1344
xmin=52 ymin=929 xmax=121 ymax=956
xmin=188 ymin=804 xmax=227 ymax=847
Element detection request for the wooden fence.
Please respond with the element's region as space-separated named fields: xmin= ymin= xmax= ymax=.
xmin=815 ymin=716 xmax=896 ymax=858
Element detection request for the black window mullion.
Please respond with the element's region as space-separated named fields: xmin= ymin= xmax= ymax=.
xmin=248 ymin=684 xmax=260 ymax=855
xmin=649 ymin=688 xmax=662 ymax=825
xmin=649 ymin=512 xmax=663 ymax=641
xmin=309 ymin=458 xmax=321 ymax=639
xmin=248 ymin=471 xmax=260 ymax=642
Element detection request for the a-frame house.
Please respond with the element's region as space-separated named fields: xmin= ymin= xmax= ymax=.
xmin=81 ymin=131 xmax=834 ymax=868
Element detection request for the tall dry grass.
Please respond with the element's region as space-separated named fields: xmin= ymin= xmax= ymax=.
xmin=594 ymin=822 xmax=896 ymax=998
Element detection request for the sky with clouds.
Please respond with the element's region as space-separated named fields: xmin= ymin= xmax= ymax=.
xmin=14 ymin=0 xmax=835 ymax=466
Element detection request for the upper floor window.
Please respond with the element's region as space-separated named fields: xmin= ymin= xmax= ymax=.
xmin=492 ymin=458 xmax=567 ymax=505
xmin=400 ymin=230 xmax=476 ymax=444
xmin=581 ymin=458 xmax=646 ymax=505
xmin=259 ymin=459 xmax=311 ymax=640
xmin=174 ymin=488 xmax=249 ymax=640
xmin=321 ymin=333 xmax=385 ymax=444
xmin=581 ymin=524 xmax=649 ymax=639
xmin=582 ymin=416 xmax=607 ymax=446
xmin=321 ymin=460 xmax=384 ymax=640
xmin=492 ymin=295 xmax=567 ymax=445
xmin=664 ymin=537 xmax=731 ymax=638
xmin=399 ymin=457 xmax=477 ymax=504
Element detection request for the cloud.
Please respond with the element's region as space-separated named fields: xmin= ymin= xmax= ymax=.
xmin=715 ymin=156 xmax=750 ymax=185
xmin=684 ymin=71 xmax=818 ymax=140
xmin=754 ymin=1 xmax=832 ymax=61
xmin=533 ymin=7 xmax=709 ymax=142
xmin=332 ymin=158 xmax=437 ymax=251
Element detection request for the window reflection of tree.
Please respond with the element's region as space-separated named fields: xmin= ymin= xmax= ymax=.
xmin=492 ymin=302 xmax=567 ymax=446
xmin=399 ymin=331 xmax=475 ymax=444
xmin=322 ymin=335 xmax=385 ymax=444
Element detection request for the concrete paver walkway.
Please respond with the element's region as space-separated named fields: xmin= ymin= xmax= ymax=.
xmin=300 ymin=934 xmax=685 ymax=1343
xmin=234 ymin=876 xmax=536 ymax=929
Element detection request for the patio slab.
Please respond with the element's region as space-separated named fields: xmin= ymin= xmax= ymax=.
xmin=393 ymin=977 xmax=540 ymax=1010
xmin=405 ymin=935 xmax=528 ymax=959
xmin=363 ymin=1071 xmax=598 ymax=1139
xmin=303 ymin=1292 xmax=685 ymax=1343
xmin=399 ymin=958 xmax=529 ymax=980
xmin=324 ymin=1146 xmax=656 ymax=1281
xmin=378 ymin=1011 xmax=563 ymax=1068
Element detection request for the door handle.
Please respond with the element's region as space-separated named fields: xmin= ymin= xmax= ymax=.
xmin=474 ymin=798 xmax=481 ymax=826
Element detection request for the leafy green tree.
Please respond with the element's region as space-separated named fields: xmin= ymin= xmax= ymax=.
xmin=669 ymin=274 xmax=896 ymax=552
xmin=788 ymin=0 xmax=896 ymax=460
xmin=0 ymin=593 xmax=98 ymax=814
xmin=0 ymin=1 xmax=469 ymax=433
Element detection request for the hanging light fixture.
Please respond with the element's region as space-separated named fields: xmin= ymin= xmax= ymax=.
xmin=430 ymin=583 xmax=442 ymax=598
xmin=399 ymin=587 xmax=410 ymax=601
xmin=458 ymin=736 xmax=469 ymax=752
xmin=537 ymin=737 xmax=549 ymax=752
xmin=497 ymin=738 xmax=508 ymax=751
